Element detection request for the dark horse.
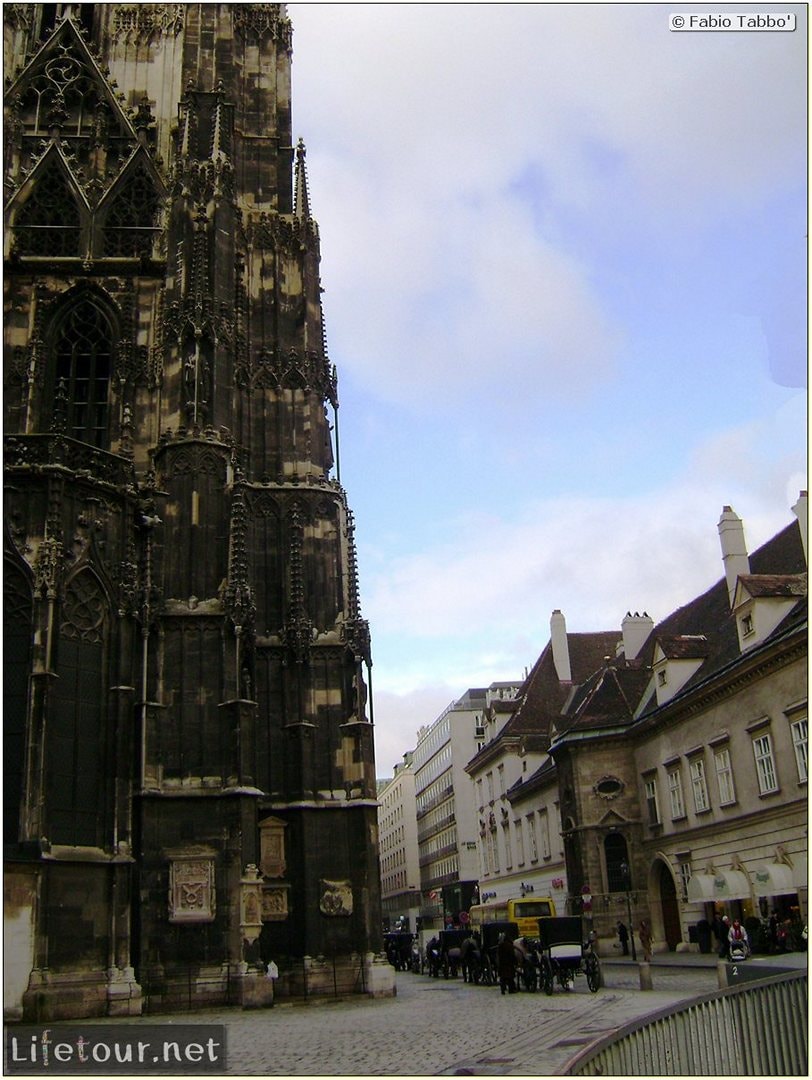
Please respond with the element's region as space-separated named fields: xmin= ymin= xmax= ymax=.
xmin=460 ymin=934 xmax=483 ymax=984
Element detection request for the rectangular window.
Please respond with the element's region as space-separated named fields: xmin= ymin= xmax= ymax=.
xmin=668 ymin=769 xmax=685 ymax=819
xmin=515 ymin=819 xmax=525 ymax=866
xmin=753 ymin=733 xmax=778 ymax=793
xmin=476 ymin=777 xmax=483 ymax=810
xmin=677 ymin=860 xmax=692 ymax=901
xmin=689 ymin=758 xmax=709 ymax=812
xmin=527 ymin=814 xmax=538 ymax=861
xmin=491 ymin=829 xmax=500 ymax=873
xmin=791 ymin=718 xmax=808 ymax=782
xmin=503 ymin=824 xmax=513 ymax=869
xmin=539 ymin=809 xmax=551 ymax=859
xmin=498 ymin=764 xmax=506 ymax=797
xmin=644 ymin=777 xmax=660 ymax=825
xmin=486 ymin=771 xmax=494 ymax=803
xmin=714 ymin=747 xmax=736 ymax=804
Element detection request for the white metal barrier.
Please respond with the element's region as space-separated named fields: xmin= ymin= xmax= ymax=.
xmin=565 ymin=970 xmax=807 ymax=1075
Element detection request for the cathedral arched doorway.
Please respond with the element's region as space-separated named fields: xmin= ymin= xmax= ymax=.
xmin=653 ymin=859 xmax=682 ymax=950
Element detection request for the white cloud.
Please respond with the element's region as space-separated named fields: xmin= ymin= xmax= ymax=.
xmin=290 ymin=3 xmax=805 ymax=413
xmin=364 ymin=391 xmax=806 ymax=675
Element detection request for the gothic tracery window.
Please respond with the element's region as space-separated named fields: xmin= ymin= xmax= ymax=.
xmin=101 ymin=162 xmax=162 ymax=257
xmin=14 ymin=159 xmax=82 ymax=256
xmin=4 ymin=562 xmax=33 ymax=844
xmin=48 ymin=570 xmax=107 ymax=847
xmin=51 ymin=295 xmax=114 ymax=447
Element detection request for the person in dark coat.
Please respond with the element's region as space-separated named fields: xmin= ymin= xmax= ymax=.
xmin=497 ymin=933 xmax=516 ymax=995
xmin=617 ymin=921 xmax=629 ymax=955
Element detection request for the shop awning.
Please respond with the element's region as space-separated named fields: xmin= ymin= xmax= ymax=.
xmin=753 ymin=857 xmax=807 ymax=898
xmin=687 ymin=869 xmax=751 ymax=903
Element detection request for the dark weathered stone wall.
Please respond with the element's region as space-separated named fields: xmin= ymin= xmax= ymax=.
xmin=4 ymin=4 xmax=383 ymax=1019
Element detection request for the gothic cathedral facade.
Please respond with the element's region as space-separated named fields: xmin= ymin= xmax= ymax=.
xmin=4 ymin=4 xmax=387 ymax=1019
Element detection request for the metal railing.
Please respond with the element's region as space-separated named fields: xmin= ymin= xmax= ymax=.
xmin=566 ymin=970 xmax=807 ymax=1075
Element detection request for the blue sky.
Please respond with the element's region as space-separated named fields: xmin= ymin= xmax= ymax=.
xmin=287 ymin=2 xmax=808 ymax=773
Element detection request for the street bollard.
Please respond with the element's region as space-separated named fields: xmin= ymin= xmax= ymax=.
xmin=717 ymin=959 xmax=729 ymax=988
xmin=638 ymin=961 xmax=652 ymax=990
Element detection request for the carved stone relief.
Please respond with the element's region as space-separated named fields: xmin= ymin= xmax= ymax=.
xmin=168 ymin=855 xmax=215 ymax=923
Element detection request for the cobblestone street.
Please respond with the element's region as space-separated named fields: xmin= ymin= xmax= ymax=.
xmin=105 ymin=962 xmax=719 ymax=1075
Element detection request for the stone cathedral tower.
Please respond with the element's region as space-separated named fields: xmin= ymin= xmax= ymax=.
xmin=3 ymin=4 xmax=390 ymax=1019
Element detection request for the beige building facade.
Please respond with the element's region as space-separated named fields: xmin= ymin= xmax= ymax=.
xmin=377 ymin=754 xmax=421 ymax=931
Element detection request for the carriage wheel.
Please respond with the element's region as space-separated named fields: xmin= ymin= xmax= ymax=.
xmin=585 ymin=955 xmax=602 ymax=993
xmin=482 ymin=959 xmax=494 ymax=986
xmin=541 ymin=958 xmax=554 ymax=996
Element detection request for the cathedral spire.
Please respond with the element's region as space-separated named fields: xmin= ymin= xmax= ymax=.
xmin=294 ymin=137 xmax=311 ymax=221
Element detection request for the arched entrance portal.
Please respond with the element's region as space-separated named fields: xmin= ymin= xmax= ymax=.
xmin=653 ymin=859 xmax=682 ymax=950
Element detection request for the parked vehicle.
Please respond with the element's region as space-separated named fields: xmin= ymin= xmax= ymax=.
xmin=468 ymin=896 xmax=556 ymax=938
xmin=438 ymin=928 xmax=469 ymax=978
xmin=536 ymin=916 xmax=601 ymax=994
xmin=383 ymin=931 xmax=415 ymax=971
xmin=479 ymin=920 xmax=519 ymax=987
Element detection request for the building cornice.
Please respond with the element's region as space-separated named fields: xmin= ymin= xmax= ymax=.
xmin=465 ymin=734 xmax=521 ymax=775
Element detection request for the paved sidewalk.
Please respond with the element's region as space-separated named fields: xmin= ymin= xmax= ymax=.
xmin=23 ymin=961 xmax=719 ymax=1076
xmin=7 ymin=954 xmax=804 ymax=1076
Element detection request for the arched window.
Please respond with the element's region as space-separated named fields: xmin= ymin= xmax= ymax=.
xmin=14 ymin=159 xmax=82 ymax=257
xmin=605 ymin=832 xmax=631 ymax=893
xmin=101 ymin=161 xmax=162 ymax=257
xmin=48 ymin=570 xmax=107 ymax=847
xmin=51 ymin=294 xmax=115 ymax=447
xmin=4 ymin=562 xmax=33 ymax=844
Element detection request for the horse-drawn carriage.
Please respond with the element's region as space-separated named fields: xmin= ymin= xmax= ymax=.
xmin=438 ymin=928 xmax=469 ymax=978
xmin=536 ymin=916 xmax=601 ymax=994
xmin=479 ymin=920 xmax=519 ymax=987
xmin=383 ymin=931 xmax=415 ymax=971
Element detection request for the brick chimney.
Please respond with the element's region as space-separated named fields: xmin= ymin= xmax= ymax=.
xmin=718 ymin=506 xmax=749 ymax=607
xmin=792 ymin=490 xmax=808 ymax=566
xmin=621 ymin=611 xmax=654 ymax=661
xmin=550 ymin=609 xmax=572 ymax=682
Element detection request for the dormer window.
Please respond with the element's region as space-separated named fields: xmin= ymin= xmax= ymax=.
xmin=657 ymin=669 xmax=667 ymax=687
xmin=741 ymin=613 xmax=754 ymax=637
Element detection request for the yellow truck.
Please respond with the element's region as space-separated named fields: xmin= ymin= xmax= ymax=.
xmin=468 ymin=896 xmax=556 ymax=938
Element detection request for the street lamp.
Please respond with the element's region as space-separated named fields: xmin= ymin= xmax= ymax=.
xmin=619 ymin=860 xmax=637 ymax=961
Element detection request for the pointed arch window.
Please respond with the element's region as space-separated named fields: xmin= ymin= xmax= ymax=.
xmin=14 ymin=159 xmax=82 ymax=256
xmin=100 ymin=161 xmax=162 ymax=257
xmin=4 ymin=562 xmax=33 ymax=844
xmin=51 ymin=294 xmax=114 ymax=447
xmin=48 ymin=570 xmax=107 ymax=847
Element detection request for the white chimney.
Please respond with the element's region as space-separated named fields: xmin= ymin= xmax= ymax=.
xmin=550 ymin=609 xmax=572 ymax=682
xmin=718 ymin=506 xmax=750 ymax=607
xmin=792 ymin=491 xmax=808 ymax=566
xmin=622 ymin=611 xmax=654 ymax=661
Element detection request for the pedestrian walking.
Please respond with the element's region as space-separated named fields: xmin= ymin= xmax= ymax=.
xmin=617 ymin=921 xmax=629 ymax=955
xmin=639 ymin=919 xmax=653 ymax=962
xmin=497 ymin=932 xmax=517 ymax=995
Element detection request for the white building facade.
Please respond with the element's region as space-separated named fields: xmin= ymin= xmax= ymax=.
xmin=413 ymin=688 xmax=490 ymax=928
xmin=377 ymin=754 xmax=421 ymax=932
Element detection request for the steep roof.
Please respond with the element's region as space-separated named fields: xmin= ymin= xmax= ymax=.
xmin=738 ymin=573 xmax=807 ymax=598
xmin=554 ymin=519 xmax=806 ymax=740
xmin=474 ymin=629 xmax=621 ymax=752
xmin=641 ymin=520 xmax=805 ymax=693
xmin=655 ymin=635 xmax=710 ymax=660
